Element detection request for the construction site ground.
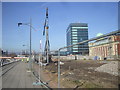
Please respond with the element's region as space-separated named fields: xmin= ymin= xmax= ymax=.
xmin=33 ymin=59 xmax=119 ymax=89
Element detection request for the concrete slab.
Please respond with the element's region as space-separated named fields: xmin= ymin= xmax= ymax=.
xmin=2 ymin=61 xmax=42 ymax=88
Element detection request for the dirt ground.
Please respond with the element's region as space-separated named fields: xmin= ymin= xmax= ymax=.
xmin=44 ymin=60 xmax=119 ymax=88
xmin=33 ymin=60 xmax=119 ymax=88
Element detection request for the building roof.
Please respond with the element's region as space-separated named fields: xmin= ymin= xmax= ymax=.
xmin=69 ymin=23 xmax=88 ymax=27
xmin=67 ymin=23 xmax=88 ymax=32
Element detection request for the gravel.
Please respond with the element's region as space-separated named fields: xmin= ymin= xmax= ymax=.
xmin=95 ymin=61 xmax=119 ymax=76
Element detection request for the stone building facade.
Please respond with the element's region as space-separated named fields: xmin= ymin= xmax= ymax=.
xmin=89 ymin=35 xmax=120 ymax=60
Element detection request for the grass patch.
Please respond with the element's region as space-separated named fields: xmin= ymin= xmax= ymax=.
xmin=73 ymin=80 xmax=80 ymax=84
xmin=84 ymin=82 xmax=102 ymax=88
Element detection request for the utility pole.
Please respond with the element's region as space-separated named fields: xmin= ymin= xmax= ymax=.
xmin=29 ymin=18 xmax=32 ymax=70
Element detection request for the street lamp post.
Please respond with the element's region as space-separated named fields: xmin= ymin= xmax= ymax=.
xmin=18 ymin=18 xmax=32 ymax=71
xmin=30 ymin=18 xmax=32 ymax=71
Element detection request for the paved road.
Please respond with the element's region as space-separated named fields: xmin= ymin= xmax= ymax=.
xmin=2 ymin=61 xmax=42 ymax=88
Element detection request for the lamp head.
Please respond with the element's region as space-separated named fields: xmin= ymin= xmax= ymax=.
xmin=18 ymin=23 xmax=22 ymax=27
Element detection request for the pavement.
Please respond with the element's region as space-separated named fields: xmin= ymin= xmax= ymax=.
xmin=2 ymin=61 xmax=42 ymax=88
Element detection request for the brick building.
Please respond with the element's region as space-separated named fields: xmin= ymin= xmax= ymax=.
xmin=89 ymin=35 xmax=120 ymax=60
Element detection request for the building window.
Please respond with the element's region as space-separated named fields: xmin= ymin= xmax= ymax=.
xmin=73 ymin=39 xmax=78 ymax=41
xmin=72 ymin=37 xmax=78 ymax=39
xmin=72 ymin=42 xmax=77 ymax=44
xmin=72 ymin=29 xmax=77 ymax=31
xmin=72 ymin=27 xmax=88 ymax=29
xmin=73 ymin=50 xmax=78 ymax=52
xmin=72 ymin=41 xmax=78 ymax=43
xmin=73 ymin=45 xmax=78 ymax=48
xmin=72 ymin=32 xmax=77 ymax=34
xmin=72 ymin=34 xmax=77 ymax=36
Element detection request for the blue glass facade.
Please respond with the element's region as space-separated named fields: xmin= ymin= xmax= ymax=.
xmin=66 ymin=23 xmax=89 ymax=55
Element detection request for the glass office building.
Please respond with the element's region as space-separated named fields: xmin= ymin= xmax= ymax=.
xmin=66 ymin=23 xmax=89 ymax=55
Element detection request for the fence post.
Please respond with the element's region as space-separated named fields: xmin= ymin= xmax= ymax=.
xmin=58 ymin=49 xmax=60 ymax=88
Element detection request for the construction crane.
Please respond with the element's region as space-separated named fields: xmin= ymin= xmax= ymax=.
xmin=43 ymin=8 xmax=50 ymax=64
